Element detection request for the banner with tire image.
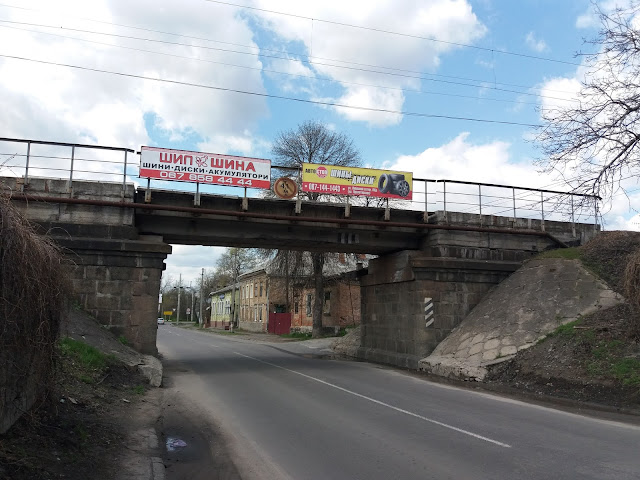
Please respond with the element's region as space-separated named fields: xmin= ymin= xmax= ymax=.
xmin=301 ymin=163 xmax=413 ymax=200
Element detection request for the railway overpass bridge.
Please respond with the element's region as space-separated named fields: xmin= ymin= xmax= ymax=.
xmin=0 ymin=137 xmax=599 ymax=368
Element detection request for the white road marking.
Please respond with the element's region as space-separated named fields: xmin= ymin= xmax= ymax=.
xmin=233 ymin=351 xmax=511 ymax=448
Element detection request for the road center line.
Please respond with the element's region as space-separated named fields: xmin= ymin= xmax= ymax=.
xmin=233 ymin=351 xmax=511 ymax=448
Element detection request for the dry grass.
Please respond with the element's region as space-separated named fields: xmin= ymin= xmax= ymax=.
xmin=0 ymin=193 xmax=70 ymax=432
xmin=623 ymin=250 xmax=640 ymax=339
xmin=581 ymin=230 xmax=640 ymax=293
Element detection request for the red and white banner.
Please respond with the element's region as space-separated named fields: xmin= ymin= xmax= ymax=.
xmin=140 ymin=146 xmax=271 ymax=189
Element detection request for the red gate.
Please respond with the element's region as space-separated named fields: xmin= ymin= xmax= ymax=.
xmin=268 ymin=313 xmax=291 ymax=335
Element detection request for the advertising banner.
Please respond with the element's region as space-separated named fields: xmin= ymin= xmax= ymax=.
xmin=140 ymin=146 xmax=271 ymax=189
xmin=301 ymin=163 xmax=413 ymax=200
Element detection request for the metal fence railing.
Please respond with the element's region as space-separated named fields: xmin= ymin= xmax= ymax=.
xmin=0 ymin=137 xmax=600 ymax=229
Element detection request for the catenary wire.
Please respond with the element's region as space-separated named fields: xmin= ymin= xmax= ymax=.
xmin=0 ymin=53 xmax=544 ymax=127
xmin=0 ymin=23 xmax=560 ymax=108
xmin=204 ymin=0 xmax=585 ymax=67
xmin=0 ymin=2 xmax=582 ymax=94
xmin=0 ymin=18 xmax=581 ymax=102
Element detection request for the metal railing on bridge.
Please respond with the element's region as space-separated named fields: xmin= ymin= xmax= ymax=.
xmin=0 ymin=137 xmax=600 ymax=229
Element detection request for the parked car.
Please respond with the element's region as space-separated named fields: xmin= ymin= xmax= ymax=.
xmin=157 ymin=317 xmax=165 ymax=325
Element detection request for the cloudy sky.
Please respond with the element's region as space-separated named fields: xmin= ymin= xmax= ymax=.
xmin=0 ymin=0 xmax=637 ymax=285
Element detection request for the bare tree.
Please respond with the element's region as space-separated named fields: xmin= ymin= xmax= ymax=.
xmin=537 ymin=2 xmax=640 ymax=207
xmin=216 ymin=247 xmax=260 ymax=280
xmin=272 ymin=120 xmax=361 ymax=337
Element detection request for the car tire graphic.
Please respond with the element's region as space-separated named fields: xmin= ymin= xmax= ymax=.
xmin=378 ymin=174 xmax=391 ymax=194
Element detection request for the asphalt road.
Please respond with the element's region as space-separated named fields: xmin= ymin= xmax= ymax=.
xmin=157 ymin=326 xmax=640 ymax=480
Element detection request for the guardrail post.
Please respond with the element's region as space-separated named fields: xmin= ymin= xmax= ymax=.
xmin=67 ymin=145 xmax=75 ymax=196
xmin=540 ymin=191 xmax=545 ymax=231
xmin=478 ymin=184 xmax=482 ymax=224
xmin=144 ymin=178 xmax=152 ymax=203
xmin=22 ymin=141 xmax=31 ymax=192
xmin=512 ymin=187 xmax=516 ymax=221
xmin=423 ymin=180 xmax=428 ymax=222
xmin=571 ymin=196 xmax=576 ymax=238
xmin=242 ymin=187 xmax=248 ymax=211
xmin=442 ymin=181 xmax=447 ymax=221
xmin=194 ymin=182 xmax=201 ymax=206
xmin=122 ymin=150 xmax=128 ymax=199
xmin=594 ymin=199 xmax=598 ymax=233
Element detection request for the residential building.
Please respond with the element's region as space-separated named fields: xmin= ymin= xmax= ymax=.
xmin=209 ymin=284 xmax=238 ymax=329
xmin=216 ymin=253 xmax=367 ymax=334
xmin=290 ymin=271 xmax=361 ymax=333
xmin=237 ymin=267 xmax=274 ymax=332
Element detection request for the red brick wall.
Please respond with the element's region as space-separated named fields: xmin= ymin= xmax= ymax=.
xmin=290 ymin=280 xmax=360 ymax=331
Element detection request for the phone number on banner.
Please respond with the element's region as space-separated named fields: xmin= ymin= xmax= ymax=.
xmin=302 ymin=182 xmax=376 ymax=196
xmin=143 ymin=169 xmax=270 ymax=188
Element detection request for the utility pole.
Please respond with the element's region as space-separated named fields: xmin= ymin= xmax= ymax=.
xmin=190 ymin=281 xmax=195 ymax=323
xmin=199 ymin=268 xmax=204 ymax=327
xmin=176 ymin=274 xmax=182 ymax=325
xmin=229 ymin=249 xmax=238 ymax=332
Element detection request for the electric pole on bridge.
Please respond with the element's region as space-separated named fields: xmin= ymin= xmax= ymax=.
xmin=199 ymin=268 xmax=204 ymax=327
xmin=176 ymin=274 xmax=182 ymax=325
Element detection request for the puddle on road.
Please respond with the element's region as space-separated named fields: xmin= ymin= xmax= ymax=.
xmin=166 ymin=437 xmax=187 ymax=452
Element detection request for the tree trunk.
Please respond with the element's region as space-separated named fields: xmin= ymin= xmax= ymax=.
xmin=311 ymin=252 xmax=324 ymax=338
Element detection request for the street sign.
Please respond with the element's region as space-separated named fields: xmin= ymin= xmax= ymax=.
xmin=186 ymin=308 xmax=191 ymax=315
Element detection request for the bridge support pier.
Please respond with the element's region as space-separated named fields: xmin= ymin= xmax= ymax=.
xmin=358 ymin=251 xmax=520 ymax=369
xmin=55 ymin=234 xmax=171 ymax=354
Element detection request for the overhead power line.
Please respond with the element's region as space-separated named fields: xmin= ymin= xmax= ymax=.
xmin=0 ymin=24 xmax=551 ymax=108
xmin=0 ymin=53 xmax=542 ymax=127
xmin=0 ymin=4 xmax=581 ymax=96
xmin=204 ymin=0 xmax=584 ymax=67
xmin=0 ymin=20 xmax=577 ymax=104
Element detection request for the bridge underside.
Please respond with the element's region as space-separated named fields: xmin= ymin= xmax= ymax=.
xmin=134 ymin=189 xmax=425 ymax=254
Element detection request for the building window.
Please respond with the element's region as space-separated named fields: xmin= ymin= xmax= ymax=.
xmin=260 ymin=282 xmax=263 ymax=297
xmin=294 ymin=302 xmax=299 ymax=314
xmin=306 ymin=294 xmax=312 ymax=317
xmin=259 ymin=305 xmax=263 ymax=321
xmin=324 ymin=291 xmax=331 ymax=314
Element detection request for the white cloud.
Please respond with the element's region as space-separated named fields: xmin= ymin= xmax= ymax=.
xmin=250 ymin=0 xmax=486 ymax=127
xmin=0 ymin=0 xmax=268 ymax=151
xmin=164 ymin=245 xmax=225 ymax=286
xmin=576 ymin=0 xmax=634 ymax=29
xmin=525 ymin=32 xmax=548 ymax=52
xmin=387 ymin=133 xmax=604 ymax=223
xmin=390 ymin=132 xmax=536 ymax=185
xmin=537 ymin=76 xmax=582 ymax=115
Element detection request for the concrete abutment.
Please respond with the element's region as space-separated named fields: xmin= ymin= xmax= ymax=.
xmin=357 ymin=215 xmax=597 ymax=369
xmin=358 ymin=251 xmax=520 ymax=369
